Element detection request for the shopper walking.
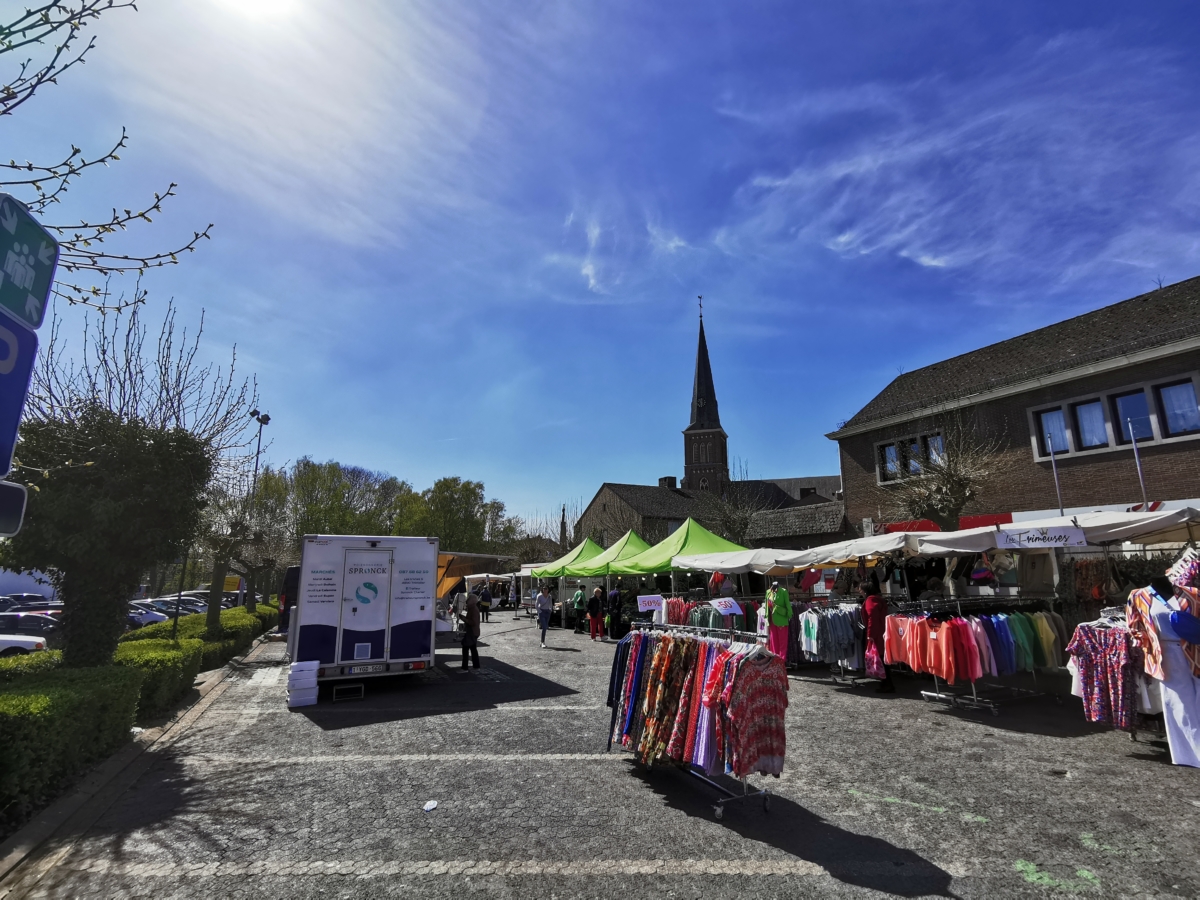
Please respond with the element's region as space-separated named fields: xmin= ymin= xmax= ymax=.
xmin=535 ymin=584 xmax=553 ymax=648
xmin=572 ymin=584 xmax=587 ymax=633
xmin=458 ymin=592 xmax=481 ymax=669
xmin=478 ymin=582 xmax=492 ymax=622
xmin=765 ymin=580 xmax=792 ymax=658
xmin=587 ymin=586 xmax=603 ymax=641
xmin=859 ymin=576 xmax=895 ymax=692
xmin=605 ymin=586 xmax=622 ymax=641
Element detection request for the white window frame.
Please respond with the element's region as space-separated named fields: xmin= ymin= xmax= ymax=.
xmin=1026 ymin=371 xmax=1200 ymax=461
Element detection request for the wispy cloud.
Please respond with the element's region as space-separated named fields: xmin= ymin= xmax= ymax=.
xmin=99 ymin=1 xmax=495 ymax=245
xmin=714 ymin=32 xmax=1200 ymax=293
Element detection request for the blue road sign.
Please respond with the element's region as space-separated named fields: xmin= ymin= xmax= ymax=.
xmin=0 ymin=307 xmax=37 ymax=478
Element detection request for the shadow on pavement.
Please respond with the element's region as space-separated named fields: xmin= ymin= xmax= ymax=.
xmin=297 ymin=655 xmax=578 ymax=731
xmin=792 ymin=667 xmax=1107 ymax=739
xmin=632 ymin=765 xmax=958 ymax=898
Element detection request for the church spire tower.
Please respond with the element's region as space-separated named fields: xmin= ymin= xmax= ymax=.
xmin=681 ymin=298 xmax=729 ymax=492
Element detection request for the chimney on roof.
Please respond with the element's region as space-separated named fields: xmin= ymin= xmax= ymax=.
xmin=659 ymin=476 xmax=678 ymax=489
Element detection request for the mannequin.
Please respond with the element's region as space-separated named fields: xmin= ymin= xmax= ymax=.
xmin=764 ymin=579 xmax=792 ymax=658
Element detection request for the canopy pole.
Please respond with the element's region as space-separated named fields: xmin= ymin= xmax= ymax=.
xmin=1128 ymin=419 xmax=1149 ymax=508
xmin=1046 ymin=431 xmax=1065 ymax=516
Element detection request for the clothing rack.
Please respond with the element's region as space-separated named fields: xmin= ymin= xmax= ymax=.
xmin=890 ymin=596 xmax=1053 ymax=715
xmin=631 ymin=620 xmax=766 ymax=644
xmin=622 ymin=622 xmax=772 ymax=818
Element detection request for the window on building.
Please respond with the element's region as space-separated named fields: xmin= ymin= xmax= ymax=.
xmin=904 ymin=437 xmax=923 ymax=475
xmin=1072 ymin=400 xmax=1108 ymax=448
xmin=1036 ymin=408 xmax=1069 ymax=455
xmin=924 ymin=433 xmax=945 ymax=464
xmin=1111 ymin=390 xmax=1154 ymax=443
xmin=878 ymin=443 xmax=901 ymax=482
xmin=1156 ymin=381 xmax=1200 ymax=437
xmin=692 ymin=443 xmax=698 ymax=463
xmin=877 ymin=431 xmax=942 ymax=482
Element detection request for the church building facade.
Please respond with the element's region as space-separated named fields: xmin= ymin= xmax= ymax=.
xmin=576 ymin=316 xmax=847 ymax=550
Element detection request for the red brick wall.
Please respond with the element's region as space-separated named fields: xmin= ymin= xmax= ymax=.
xmin=838 ymin=351 xmax=1200 ymax=530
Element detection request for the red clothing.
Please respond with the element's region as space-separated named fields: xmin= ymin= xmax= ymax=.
xmin=862 ymin=594 xmax=888 ymax=658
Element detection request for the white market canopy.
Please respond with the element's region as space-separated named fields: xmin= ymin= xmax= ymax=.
xmin=915 ymin=508 xmax=1200 ymax=557
xmin=671 ymin=547 xmax=795 ymax=575
xmin=774 ymin=532 xmax=933 ymax=570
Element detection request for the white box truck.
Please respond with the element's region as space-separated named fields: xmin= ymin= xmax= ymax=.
xmin=286 ymin=534 xmax=439 ymax=682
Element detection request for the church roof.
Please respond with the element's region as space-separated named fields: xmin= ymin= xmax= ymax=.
xmin=603 ymin=483 xmax=699 ymax=519
xmin=686 ymin=317 xmax=721 ymax=432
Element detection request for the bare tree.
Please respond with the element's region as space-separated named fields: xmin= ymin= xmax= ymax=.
xmin=877 ymin=412 xmax=1016 ymax=532
xmin=2 ymin=2 xmax=212 ymax=312
xmin=28 ymin=299 xmax=258 ymax=461
xmin=693 ymin=458 xmax=787 ymax=545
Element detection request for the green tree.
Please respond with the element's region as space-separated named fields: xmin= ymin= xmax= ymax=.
xmin=414 ymin=477 xmax=488 ymax=551
xmin=1 ymin=403 xmax=212 ymax=667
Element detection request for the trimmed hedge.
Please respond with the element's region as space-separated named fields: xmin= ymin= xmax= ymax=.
xmin=114 ymin=639 xmax=204 ymax=718
xmin=0 ymin=649 xmax=62 ymax=684
xmin=249 ymin=604 xmax=279 ymax=633
xmin=0 ymin=667 xmax=143 ymax=832
xmin=120 ymin=607 xmax=265 ymax=671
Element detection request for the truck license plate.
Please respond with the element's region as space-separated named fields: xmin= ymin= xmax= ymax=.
xmin=348 ymin=664 xmax=384 ymax=674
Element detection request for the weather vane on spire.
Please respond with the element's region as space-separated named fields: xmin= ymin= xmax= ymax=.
xmin=698 ymin=295 xmax=703 ymax=319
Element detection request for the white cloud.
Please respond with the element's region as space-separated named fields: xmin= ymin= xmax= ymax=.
xmin=98 ymin=0 xmax=492 ymax=244
xmin=715 ymin=33 xmax=1200 ymax=291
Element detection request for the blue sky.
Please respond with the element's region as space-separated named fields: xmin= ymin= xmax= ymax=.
xmin=11 ymin=0 xmax=1200 ymax=521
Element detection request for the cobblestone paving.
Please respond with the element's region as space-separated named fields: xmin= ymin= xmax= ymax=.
xmin=5 ymin=616 xmax=1200 ymax=898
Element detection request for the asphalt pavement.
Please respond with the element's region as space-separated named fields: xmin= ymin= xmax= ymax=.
xmin=2 ymin=613 xmax=1198 ymax=899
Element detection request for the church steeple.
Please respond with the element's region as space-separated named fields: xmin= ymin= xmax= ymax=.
xmin=687 ymin=314 xmax=721 ymax=431
xmin=681 ymin=300 xmax=729 ymax=492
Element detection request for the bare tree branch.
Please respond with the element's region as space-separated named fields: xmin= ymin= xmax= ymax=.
xmin=1 ymin=2 xmax=213 ymax=313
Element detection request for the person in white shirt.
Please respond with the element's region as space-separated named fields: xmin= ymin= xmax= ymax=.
xmin=535 ymin=585 xmax=554 ymax=648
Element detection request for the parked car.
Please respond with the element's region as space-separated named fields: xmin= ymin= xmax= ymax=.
xmin=127 ymin=603 xmax=168 ymax=629
xmin=10 ymin=601 xmax=63 ymax=618
xmin=0 ymin=612 xmax=63 ymax=648
xmin=145 ymin=598 xmax=206 ymax=615
xmin=0 ymin=633 xmax=47 ymax=656
xmin=279 ymin=565 xmax=299 ymax=632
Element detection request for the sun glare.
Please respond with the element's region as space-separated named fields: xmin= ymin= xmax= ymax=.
xmin=211 ymin=0 xmax=300 ymax=21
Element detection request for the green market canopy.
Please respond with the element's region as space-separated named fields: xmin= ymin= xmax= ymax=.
xmin=529 ymin=537 xmax=604 ymax=578
xmin=565 ymin=530 xmax=652 ymax=577
xmin=607 ymin=518 xmax=745 ymax=575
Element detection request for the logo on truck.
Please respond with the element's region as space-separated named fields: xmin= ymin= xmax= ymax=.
xmin=355 ymin=582 xmax=379 ymax=604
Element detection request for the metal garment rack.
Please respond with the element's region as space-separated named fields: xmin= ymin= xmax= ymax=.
xmin=626 ymin=622 xmax=772 ymax=818
xmin=890 ymin=595 xmax=1054 ymax=716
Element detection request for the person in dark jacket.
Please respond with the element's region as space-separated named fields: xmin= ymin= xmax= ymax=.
xmin=586 ymin=587 xmax=603 ymax=641
xmin=458 ymin=593 xmax=481 ymax=669
xmin=605 ymin=587 xmax=622 ymax=641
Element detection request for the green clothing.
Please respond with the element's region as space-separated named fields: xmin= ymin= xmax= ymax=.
xmin=765 ymin=587 xmax=792 ymax=627
xmin=572 ymin=589 xmax=586 ymax=609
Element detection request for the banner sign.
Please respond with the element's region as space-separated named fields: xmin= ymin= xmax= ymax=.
xmin=636 ymin=594 xmax=664 ymax=612
xmin=708 ymin=598 xmax=742 ymax=615
xmin=998 ymin=526 xmax=1087 ymax=549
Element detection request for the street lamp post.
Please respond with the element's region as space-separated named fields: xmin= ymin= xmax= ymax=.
xmin=249 ymin=409 xmax=271 ymax=508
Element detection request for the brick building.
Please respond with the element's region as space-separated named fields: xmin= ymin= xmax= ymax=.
xmin=827 ymin=277 xmax=1200 ymax=533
